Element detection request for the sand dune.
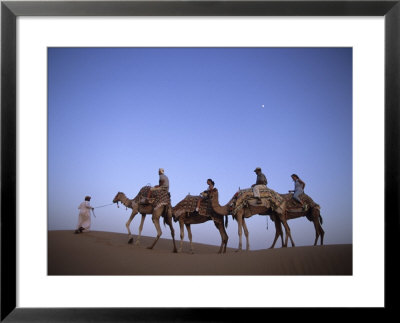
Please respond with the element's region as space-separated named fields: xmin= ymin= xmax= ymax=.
xmin=48 ymin=230 xmax=352 ymax=275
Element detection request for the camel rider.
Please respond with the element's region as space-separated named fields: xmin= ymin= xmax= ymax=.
xmin=289 ymin=173 xmax=307 ymax=210
xmin=251 ymin=167 xmax=268 ymax=204
xmin=147 ymin=168 xmax=170 ymax=199
xmin=196 ymin=178 xmax=215 ymax=212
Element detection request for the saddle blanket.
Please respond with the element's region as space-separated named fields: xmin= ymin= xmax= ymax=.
xmin=172 ymin=194 xmax=212 ymax=219
xmin=232 ymin=188 xmax=285 ymax=215
xmin=133 ymin=186 xmax=171 ymax=210
xmin=281 ymin=192 xmax=320 ymax=210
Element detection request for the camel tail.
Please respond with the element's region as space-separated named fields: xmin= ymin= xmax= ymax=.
xmin=319 ymin=214 xmax=323 ymax=225
xmin=162 ymin=205 xmax=170 ymax=227
xmin=224 ymin=215 xmax=228 ymax=229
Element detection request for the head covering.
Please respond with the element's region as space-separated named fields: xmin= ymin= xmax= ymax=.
xmin=159 ymin=168 xmax=164 ymax=174
xmin=254 ymin=167 xmax=261 ymax=172
xmin=85 ymin=196 xmax=91 ymax=201
xmin=291 ymin=174 xmax=299 ymax=179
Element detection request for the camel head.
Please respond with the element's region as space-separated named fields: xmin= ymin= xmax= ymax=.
xmin=112 ymin=192 xmax=123 ymax=204
xmin=201 ymin=188 xmax=218 ymax=200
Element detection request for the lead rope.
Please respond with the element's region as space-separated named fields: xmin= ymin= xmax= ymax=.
xmin=93 ymin=203 xmax=114 ymax=209
xmin=90 ymin=202 xmax=115 ymax=218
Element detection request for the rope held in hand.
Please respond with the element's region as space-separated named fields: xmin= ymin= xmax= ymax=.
xmin=93 ymin=203 xmax=114 ymax=209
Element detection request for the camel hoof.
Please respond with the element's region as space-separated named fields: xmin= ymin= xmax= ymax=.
xmin=147 ymin=246 xmax=153 ymax=250
xmin=128 ymin=238 xmax=133 ymax=244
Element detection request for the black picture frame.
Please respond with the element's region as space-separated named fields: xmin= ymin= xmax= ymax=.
xmin=1 ymin=0 xmax=398 ymax=321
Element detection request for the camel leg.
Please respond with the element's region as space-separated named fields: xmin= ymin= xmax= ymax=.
xmin=222 ymin=221 xmax=229 ymax=254
xmin=126 ymin=211 xmax=138 ymax=244
xmin=223 ymin=230 xmax=228 ymax=254
xmin=215 ymin=219 xmax=229 ymax=254
xmin=186 ymin=224 xmax=194 ymax=254
xmin=178 ymin=219 xmax=185 ymax=253
xmin=318 ymin=215 xmax=325 ymax=245
xmin=166 ymin=208 xmax=178 ymax=253
xmin=135 ymin=214 xmax=146 ymax=245
xmin=213 ymin=220 xmax=224 ymax=254
xmin=313 ymin=220 xmax=319 ymax=246
xmin=311 ymin=209 xmax=325 ymax=246
xmin=279 ymin=222 xmax=285 ymax=247
xmin=313 ymin=219 xmax=325 ymax=246
xmin=213 ymin=221 xmax=224 ymax=254
xmin=280 ymin=219 xmax=295 ymax=247
xmin=242 ymin=219 xmax=250 ymax=251
xmin=236 ymin=214 xmax=244 ymax=252
xmin=148 ymin=211 xmax=162 ymax=250
xmin=320 ymin=226 xmax=325 ymax=245
xmin=269 ymin=218 xmax=283 ymax=249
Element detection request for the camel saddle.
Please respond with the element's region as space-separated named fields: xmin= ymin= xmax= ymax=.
xmin=231 ymin=188 xmax=285 ymax=215
xmin=282 ymin=193 xmax=318 ymax=209
xmin=281 ymin=192 xmax=320 ymax=221
xmin=173 ymin=194 xmax=213 ymax=219
xmin=134 ymin=186 xmax=171 ymax=209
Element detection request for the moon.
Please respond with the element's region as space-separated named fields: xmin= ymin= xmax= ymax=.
xmin=261 ymin=104 xmax=265 ymax=108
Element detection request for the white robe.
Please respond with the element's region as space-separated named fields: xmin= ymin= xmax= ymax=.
xmin=77 ymin=201 xmax=92 ymax=231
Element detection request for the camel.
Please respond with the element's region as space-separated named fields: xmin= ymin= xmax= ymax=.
xmin=112 ymin=187 xmax=177 ymax=253
xmin=112 ymin=191 xmax=147 ymax=245
xmin=205 ymin=188 xmax=324 ymax=250
xmin=172 ymin=191 xmax=229 ymax=254
xmin=204 ymin=188 xmax=293 ymax=251
xmin=268 ymin=193 xmax=325 ymax=248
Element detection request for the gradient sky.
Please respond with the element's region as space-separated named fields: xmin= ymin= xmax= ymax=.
xmin=48 ymin=47 xmax=352 ymax=250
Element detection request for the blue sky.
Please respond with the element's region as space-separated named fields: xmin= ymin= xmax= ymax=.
xmin=48 ymin=47 xmax=352 ymax=250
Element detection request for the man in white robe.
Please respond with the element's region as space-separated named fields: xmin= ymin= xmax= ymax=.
xmin=75 ymin=195 xmax=94 ymax=233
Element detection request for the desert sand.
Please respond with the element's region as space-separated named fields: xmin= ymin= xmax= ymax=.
xmin=48 ymin=230 xmax=352 ymax=275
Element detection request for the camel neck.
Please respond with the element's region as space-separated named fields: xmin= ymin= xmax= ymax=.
xmin=120 ymin=194 xmax=132 ymax=208
xmin=210 ymin=193 xmax=233 ymax=216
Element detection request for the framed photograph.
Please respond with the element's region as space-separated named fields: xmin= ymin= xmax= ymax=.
xmin=2 ymin=0 xmax=398 ymax=321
